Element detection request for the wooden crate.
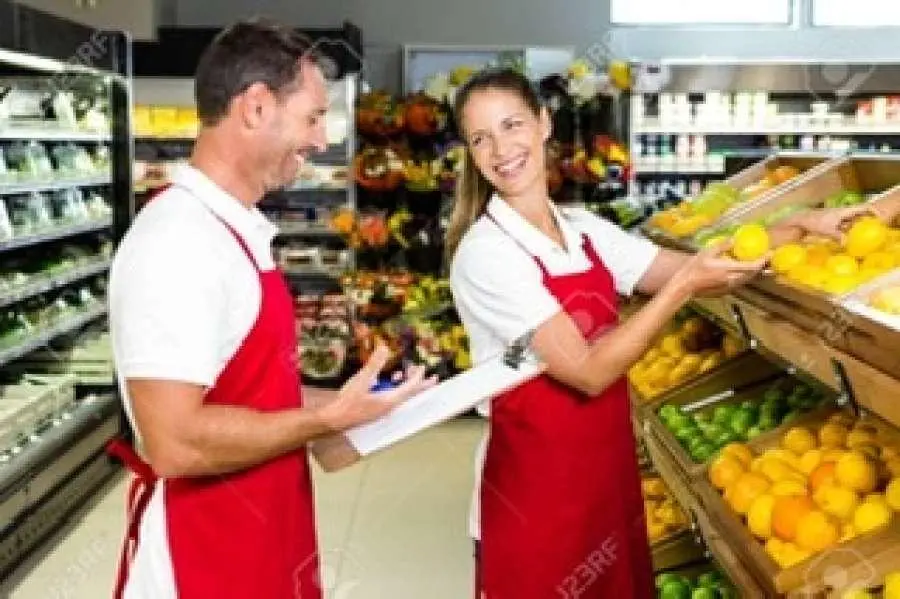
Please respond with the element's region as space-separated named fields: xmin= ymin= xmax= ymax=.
xmin=734 ymin=299 xmax=842 ymax=393
xmin=690 ymin=296 xmax=742 ymax=337
xmin=720 ymin=154 xmax=900 ymax=233
xmin=644 ymin=428 xmax=702 ymax=518
xmin=651 ymin=530 xmax=705 ymax=572
xmin=693 ymin=406 xmax=900 ymax=596
xmin=643 ymin=370 xmax=810 ymax=482
xmin=642 ymin=153 xmax=834 ymax=247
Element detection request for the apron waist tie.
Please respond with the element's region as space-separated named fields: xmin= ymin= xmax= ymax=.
xmin=106 ymin=437 xmax=159 ymax=599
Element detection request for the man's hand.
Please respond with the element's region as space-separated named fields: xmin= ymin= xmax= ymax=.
xmin=316 ymin=345 xmax=438 ymax=432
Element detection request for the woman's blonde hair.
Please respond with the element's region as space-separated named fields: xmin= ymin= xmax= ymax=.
xmin=444 ymin=68 xmax=544 ymax=261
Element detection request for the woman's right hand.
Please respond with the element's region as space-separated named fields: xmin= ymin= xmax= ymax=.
xmin=776 ymin=205 xmax=876 ymax=243
xmin=672 ymin=243 xmax=768 ymax=298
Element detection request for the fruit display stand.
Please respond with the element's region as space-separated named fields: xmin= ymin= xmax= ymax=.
xmin=642 ymin=153 xmax=833 ymax=251
xmin=691 ymin=406 xmax=900 ymax=597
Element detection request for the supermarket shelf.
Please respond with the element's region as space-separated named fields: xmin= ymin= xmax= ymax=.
xmin=285 ymin=181 xmax=349 ymax=192
xmin=0 ymin=176 xmax=111 ymax=196
xmin=0 ymin=305 xmax=107 ymax=370
xmin=134 ymin=134 xmax=196 ymax=142
xmin=0 ymin=219 xmax=112 ymax=254
xmin=636 ymin=120 xmax=900 ymax=136
xmin=635 ymin=164 xmax=725 ymax=175
xmin=275 ymin=222 xmax=342 ymax=237
xmin=0 ymin=127 xmax=111 ymax=142
xmin=0 ymin=259 xmax=110 ymax=310
xmin=283 ymin=267 xmax=344 ymax=280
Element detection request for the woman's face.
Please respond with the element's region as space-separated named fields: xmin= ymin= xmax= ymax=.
xmin=460 ymin=88 xmax=550 ymax=197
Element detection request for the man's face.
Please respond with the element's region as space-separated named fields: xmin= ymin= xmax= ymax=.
xmin=259 ymin=61 xmax=329 ymax=192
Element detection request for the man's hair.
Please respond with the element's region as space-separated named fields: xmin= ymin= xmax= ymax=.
xmin=194 ymin=18 xmax=321 ymax=126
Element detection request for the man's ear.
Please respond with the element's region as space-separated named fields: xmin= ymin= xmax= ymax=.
xmin=236 ymin=82 xmax=272 ymax=130
xmin=540 ymin=106 xmax=552 ymax=142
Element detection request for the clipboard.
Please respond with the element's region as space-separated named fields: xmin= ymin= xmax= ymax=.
xmin=309 ymin=331 xmax=545 ymax=472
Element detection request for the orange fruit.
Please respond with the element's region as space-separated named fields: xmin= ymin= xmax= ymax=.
xmin=810 ymin=462 xmax=838 ymax=494
xmin=836 ymin=451 xmax=879 ymax=494
xmin=726 ymin=472 xmax=772 ymax=515
xmin=795 ymin=510 xmax=840 ymax=552
xmin=710 ymin=454 xmax=745 ymax=490
xmin=846 ymin=217 xmax=889 ymax=258
xmin=772 ymin=494 xmax=817 ymax=541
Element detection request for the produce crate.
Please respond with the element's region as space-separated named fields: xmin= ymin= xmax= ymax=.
xmin=631 ymin=351 xmax=776 ymax=439
xmin=643 ymin=366 xmax=822 ymax=482
xmin=690 ymin=296 xmax=742 ymax=337
xmin=651 ymin=529 xmax=704 ymax=573
xmin=714 ymin=154 xmax=900 ymax=237
xmin=693 ymin=407 xmax=900 ymax=596
xmin=0 ymin=374 xmax=75 ymax=451
xmin=732 ymin=298 xmax=843 ymax=394
xmin=643 ymin=153 xmax=834 ymax=249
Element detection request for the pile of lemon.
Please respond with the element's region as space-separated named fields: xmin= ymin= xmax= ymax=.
xmin=628 ymin=317 xmax=744 ymax=401
xmin=642 ymin=475 xmax=689 ymax=543
xmin=708 ymin=412 xmax=900 ymax=570
xmin=771 ymin=217 xmax=900 ymax=295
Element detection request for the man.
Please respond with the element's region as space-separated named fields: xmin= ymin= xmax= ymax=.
xmin=108 ymin=19 xmax=433 ymax=599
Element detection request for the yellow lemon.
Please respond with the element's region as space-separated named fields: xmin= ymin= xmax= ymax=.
xmin=884 ymin=571 xmax=900 ymax=599
xmin=821 ymin=274 xmax=861 ymax=295
xmin=799 ymin=449 xmax=825 ymax=475
xmin=871 ymin=286 xmax=900 ymax=315
xmin=835 ymin=451 xmax=879 ymax=494
xmin=760 ymin=458 xmax=806 ymax=485
xmin=727 ymin=472 xmax=772 ymax=515
xmin=861 ymin=251 xmax=897 ymax=272
xmin=885 ymin=478 xmax=900 ymax=512
xmin=847 ymin=426 xmax=878 ymax=449
xmin=846 ymin=217 xmax=889 ymax=258
xmin=772 ymin=244 xmax=808 ymax=274
xmin=814 ymin=484 xmax=860 ymax=522
xmin=853 ymin=500 xmax=893 ymax=534
xmin=783 ymin=427 xmax=818 ymax=455
xmin=826 ymin=254 xmax=861 ymax=277
xmin=805 ymin=244 xmax=834 ymax=267
xmin=721 ymin=442 xmax=754 ymax=469
xmin=731 ymin=223 xmax=770 ymax=262
xmin=709 ymin=453 xmax=746 ymax=490
xmin=796 ymin=509 xmax=840 ymax=552
xmin=771 ymin=480 xmax=810 ymax=497
xmin=819 ymin=422 xmax=850 ymax=449
xmin=748 ymin=493 xmax=777 ymax=540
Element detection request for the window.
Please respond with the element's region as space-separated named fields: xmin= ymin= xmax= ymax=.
xmin=813 ymin=0 xmax=900 ymax=26
xmin=611 ymin=0 xmax=792 ymax=25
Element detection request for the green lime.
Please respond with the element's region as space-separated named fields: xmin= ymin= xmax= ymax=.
xmin=692 ymin=443 xmax=716 ymax=464
xmin=712 ymin=405 xmax=734 ymax=426
xmin=675 ymin=424 xmax=700 ymax=442
xmin=660 ymin=580 xmax=692 ymax=599
xmin=656 ymin=572 xmax=682 ymax=590
xmin=746 ymin=425 xmax=764 ymax=440
xmin=729 ymin=408 xmax=756 ymax=436
xmin=758 ymin=414 xmax=779 ymax=431
xmin=693 ymin=412 xmax=711 ymax=425
xmin=691 ymin=588 xmax=718 ymax=599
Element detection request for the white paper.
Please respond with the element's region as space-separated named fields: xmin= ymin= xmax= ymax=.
xmin=345 ymin=352 xmax=544 ymax=456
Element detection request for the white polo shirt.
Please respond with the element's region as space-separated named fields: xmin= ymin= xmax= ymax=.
xmin=108 ymin=164 xmax=279 ymax=599
xmin=449 ymin=194 xmax=659 ymax=539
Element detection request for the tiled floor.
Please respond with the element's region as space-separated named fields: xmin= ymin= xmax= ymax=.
xmin=2 ymin=418 xmax=485 ymax=599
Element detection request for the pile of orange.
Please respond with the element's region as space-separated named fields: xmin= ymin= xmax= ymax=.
xmin=708 ymin=412 xmax=900 ymax=570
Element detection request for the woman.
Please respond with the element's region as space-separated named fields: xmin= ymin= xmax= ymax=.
xmin=446 ymin=69 xmax=767 ymax=599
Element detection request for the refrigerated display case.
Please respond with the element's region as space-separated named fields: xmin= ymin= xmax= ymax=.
xmin=0 ymin=0 xmax=132 ymax=579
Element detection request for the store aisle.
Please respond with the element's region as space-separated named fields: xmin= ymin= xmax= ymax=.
xmin=2 ymin=418 xmax=485 ymax=599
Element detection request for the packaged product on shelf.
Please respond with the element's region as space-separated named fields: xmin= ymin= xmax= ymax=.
xmin=5 ymin=142 xmax=53 ymax=181
xmin=7 ymin=192 xmax=53 ymax=234
xmin=84 ymin=192 xmax=112 ymax=221
xmin=48 ymin=188 xmax=89 ymax=224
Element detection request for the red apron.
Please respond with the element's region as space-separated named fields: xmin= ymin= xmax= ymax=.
xmin=477 ymin=222 xmax=653 ymax=599
xmin=107 ymin=214 xmax=321 ymax=599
